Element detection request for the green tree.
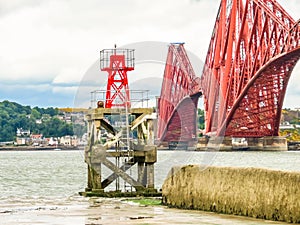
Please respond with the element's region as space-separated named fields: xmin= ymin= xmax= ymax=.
xmin=73 ymin=123 xmax=86 ymax=137
xmin=198 ymin=108 xmax=205 ymax=130
xmin=31 ymin=108 xmax=41 ymax=119
xmin=0 ymin=100 xmax=80 ymax=142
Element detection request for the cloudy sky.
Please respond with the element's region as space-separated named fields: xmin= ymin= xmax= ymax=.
xmin=0 ymin=0 xmax=299 ymax=109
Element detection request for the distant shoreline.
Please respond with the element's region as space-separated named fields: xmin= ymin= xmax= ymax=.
xmin=0 ymin=146 xmax=84 ymax=151
xmin=1 ymin=143 xmax=299 ymax=151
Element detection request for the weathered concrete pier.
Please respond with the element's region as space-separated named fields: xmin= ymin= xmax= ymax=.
xmin=162 ymin=165 xmax=300 ymax=223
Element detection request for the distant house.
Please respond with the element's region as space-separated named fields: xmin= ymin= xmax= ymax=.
xmin=16 ymin=137 xmax=26 ymax=145
xmin=71 ymin=136 xmax=78 ymax=146
xmin=62 ymin=113 xmax=72 ymax=123
xmin=56 ymin=115 xmax=64 ymax=121
xmin=56 ymin=113 xmax=72 ymax=123
xmin=47 ymin=137 xmax=58 ymax=146
xmin=16 ymin=128 xmax=30 ymax=137
xmin=30 ymin=134 xmax=43 ymax=146
xmin=60 ymin=135 xmax=78 ymax=146
xmin=31 ymin=134 xmax=43 ymax=140
xmin=35 ymin=119 xmax=42 ymax=124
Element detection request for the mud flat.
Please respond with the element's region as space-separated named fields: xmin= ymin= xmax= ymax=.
xmin=162 ymin=165 xmax=300 ymax=223
xmin=0 ymin=197 xmax=288 ymax=225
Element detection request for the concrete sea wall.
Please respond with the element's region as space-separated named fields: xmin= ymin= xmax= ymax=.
xmin=162 ymin=165 xmax=300 ymax=223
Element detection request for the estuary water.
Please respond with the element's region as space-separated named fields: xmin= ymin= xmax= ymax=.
xmin=1 ymin=149 xmax=299 ymax=224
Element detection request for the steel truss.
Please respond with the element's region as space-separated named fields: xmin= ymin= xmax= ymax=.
xmin=157 ymin=43 xmax=201 ymax=144
xmin=201 ymin=0 xmax=300 ymax=137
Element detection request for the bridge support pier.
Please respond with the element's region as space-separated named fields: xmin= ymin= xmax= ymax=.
xmin=245 ymin=138 xmax=263 ymax=151
xmin=198 ymin=136 xmax=287 ymax=151
xmin=261 ymin=136 xmax=287 ymax=151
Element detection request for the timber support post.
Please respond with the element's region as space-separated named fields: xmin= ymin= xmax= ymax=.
xmin=81 ymin=107 xmax=160 ymax=197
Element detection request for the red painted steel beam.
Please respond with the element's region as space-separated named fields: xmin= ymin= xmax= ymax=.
xmin=201 ymin=0 xmax=300 ymax=137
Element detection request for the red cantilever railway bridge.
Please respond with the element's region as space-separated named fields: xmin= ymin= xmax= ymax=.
xmin=157 ymin=0 xmax=300 ymax=145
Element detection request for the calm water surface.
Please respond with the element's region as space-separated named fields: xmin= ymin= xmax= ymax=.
xmin=1 ymin=149 xmax=299 ymax=224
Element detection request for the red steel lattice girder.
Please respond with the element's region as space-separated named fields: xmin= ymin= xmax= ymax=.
xmin=157 ymin=43 xmax=201 ymax=143
xmin=201 ymin=0 xmax=300 ymax=137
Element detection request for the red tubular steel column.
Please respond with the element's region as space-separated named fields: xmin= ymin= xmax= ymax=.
xmin=201 ymin=0 xmax=300 ymax=137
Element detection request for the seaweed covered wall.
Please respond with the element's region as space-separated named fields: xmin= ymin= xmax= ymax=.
xmin=162 ymin=165 xmax=300 ymax=223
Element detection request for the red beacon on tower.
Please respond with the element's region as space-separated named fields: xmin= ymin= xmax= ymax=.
xmin=100 ymin=45 xmax=135 ymax=108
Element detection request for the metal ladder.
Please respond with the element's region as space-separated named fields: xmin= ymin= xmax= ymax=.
xmin=114 ymin=105 xmax=133 ymax=192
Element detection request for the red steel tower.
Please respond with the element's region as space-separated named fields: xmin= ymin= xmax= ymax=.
xmin=100 ymin=47 xmax=134 ymax=108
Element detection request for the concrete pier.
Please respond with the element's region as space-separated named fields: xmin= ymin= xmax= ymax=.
xmin=197 ymin=136 xmax=287 ymax=151
xmin=162 ymin=165 xmax=300 ymax=223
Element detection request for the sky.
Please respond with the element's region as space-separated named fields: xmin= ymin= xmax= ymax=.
xmin=0 ymin=0 xmax=299 ymax=109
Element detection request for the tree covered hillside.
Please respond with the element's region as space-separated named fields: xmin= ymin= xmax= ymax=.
xmin=0 ymin=100 xmax=75 ymax=142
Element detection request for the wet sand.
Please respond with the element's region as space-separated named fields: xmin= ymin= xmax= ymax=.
xmin=0 ymin=197 xmax=288 ymax=225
